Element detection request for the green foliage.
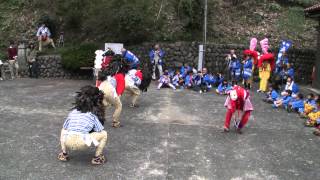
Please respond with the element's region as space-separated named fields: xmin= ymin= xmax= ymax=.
xmin=0 ymin=51 xmax=6 ymax=60
xmin=276 ymin=0 xmax=318 ymax=7
xmin=269 ymin=2 xmax=282 ymax=11
xmin=278 ymin=7 xmax=305 ymax=35
xmin=176 ymin=0 xmax=203 ymax=31
xmin=61 ymin=43 xmax=98 ymax=71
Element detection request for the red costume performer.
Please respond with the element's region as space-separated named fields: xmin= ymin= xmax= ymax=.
xmin=223 ymin=85 xmax=254 ymax=133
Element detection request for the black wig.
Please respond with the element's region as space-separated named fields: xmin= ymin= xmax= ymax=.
xmin=73 ymin=85 xmax=105 ymax=124
xmin=98 ymin=55 xmax=130 ymax=81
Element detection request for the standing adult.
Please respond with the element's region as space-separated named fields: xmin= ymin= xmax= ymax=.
xmin=121 ymin=48 xmax=140 ymax=69
xmin=7 ymin=41 xmax=19 ymax=79
xmin=225 ymin=49 xmax=237 ymax=81
xmin=149 ymin=44 xmax=165 ymax=80
xmin=27 ymin=43 xmax=39 ymax=78
xmin=36 ymin=23 xmax=56 ymax=51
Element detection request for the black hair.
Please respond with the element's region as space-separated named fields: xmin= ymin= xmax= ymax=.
xmin=73 ymin=86 xmax=105 ymax=124
xmin=308 ymin=93 xmax=314 ymax=99
xmin=285 ymin=89 xmax=292 ymax=96
xmin=138 ymin=61 xmax=152 ymax=92
xmin=102 ymin=49 xmax=115 ymax=57
xmin=297 ymin=93 xmax=304 ymax=99
xmin=269 ymin=83 xmax=279 ymax=91
xmin=98 ymin=55 xmax=130 ymax=81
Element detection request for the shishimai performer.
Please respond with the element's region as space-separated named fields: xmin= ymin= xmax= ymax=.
xmin=223 ymin=85 xmax=254 ymax=134
xmin=58 ymin=85 xmax=108 ymax=165
xmin=98 ymin=55 xmax=152 ymax=128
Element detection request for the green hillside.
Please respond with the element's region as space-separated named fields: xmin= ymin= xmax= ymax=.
xmin=0 ymin=0 xmax=318 ymax=56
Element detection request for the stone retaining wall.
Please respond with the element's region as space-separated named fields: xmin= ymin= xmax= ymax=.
xmin=20 ymin=55 xmax=92 ymax=79
xmin=19 ymin=42 xmax=316 ymax=83
xmin=129 ymin=42 xmax=316 ymax=83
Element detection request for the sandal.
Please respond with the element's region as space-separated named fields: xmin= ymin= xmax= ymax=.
xmin=91 ymin=154 xmax=106 ymax=165
xmin=223 ymin=127 xmax=229 ymax=133
xmin=130 ymin=103 xmax=139 ymax=108
xmin=58 ymin=152 xmax=69 ymax=162
xmin=236 ymin=128 xmax=243 ymax=134
xmin=112 ymin=122 xmax=121 ymax=128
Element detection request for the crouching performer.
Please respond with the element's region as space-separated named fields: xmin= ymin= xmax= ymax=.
xmin=98 ymin=55 xmax=129 ymax=128
xmin=223 ymin=85 xmax=254 ymax=134
xmin=58 ymin=86 xmax=108 ymax=165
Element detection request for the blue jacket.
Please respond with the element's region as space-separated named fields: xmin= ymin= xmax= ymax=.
xmin=292 ymin=83 xmax=299 ymax=94
xmin=184 ymin=75 xmax=193 ymax=86
xmin=149 ymin=49 xmax=165 ymax=65
xmin=216 ymin=74 xmax=224 ymax=84
xmin=242 ymin=59 xmax=253 ymax=80
xmin=306 ymin=99 xmax=316 ymax=106
xmin=270 ymin=90 xmax=279 ymax=101
xmin=282 ymin=96 xmax=292 ymax=106
xmin=123 ymin=50 xmax=140 ymax=64
xmin=180 ymin=66 xmax=191 ymax=77
xmin=291 ymin=99 xmax=304 ymax=109
xmin=230 ymin=59 xmax=241 ymax=76
xmin=217 ymin=83 xmax=232 ymax=93
xmin=203 ymin=74 xmax=216 ymax=85
xmin=287 ymin=68 xmax=294 ymax=79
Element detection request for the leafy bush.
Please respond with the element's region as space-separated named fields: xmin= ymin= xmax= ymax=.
xmin=61 ymin=43 xmax=98 ymax=71
xmin=276 ymin=0 xmax=318 ymax=7
xmin=269 ymin=2 xmax=282 ymax=11
xmin=277 ymin=7 xmax=305 ymax=35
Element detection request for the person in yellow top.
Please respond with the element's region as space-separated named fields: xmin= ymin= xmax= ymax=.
xmin=257 ymin=53 xmax=275 ymax=92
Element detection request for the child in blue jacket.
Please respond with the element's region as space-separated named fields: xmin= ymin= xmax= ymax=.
xmin=288 ymin=93 xmax=304 ymax=113
xmin=184 ymin=70 xmax=194 ymax=89
xmin=273 ymin=90 xmax=292 ymax=109
xmin=242 ymin=55 xmax=253 ymax=89
xmin=216 ymin=80 xmax=232 ymax=95
xmin=229 ymin=58 xmax=241 ymax=84
xmin=263 ymin=84 xmax=279 ymax=104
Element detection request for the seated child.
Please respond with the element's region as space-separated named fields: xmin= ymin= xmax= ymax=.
xmin=263 ymin=84 xmax=279 ymax=104
xmin=215 ymin=73 xmax=224 ymax=87
xmin=58 ymin=86 xmax=108 ymax=165
xmin=301 ymin=93 xmax=317 ymax=118
xmin=180 ymin=63 xmax=191 ymax=78
xmin=273 ymin=90 xmax=292 ymax=109
xmin=287 ymin=93 xmax=304 ymax=113
xmin=216 ymin=80 xmax=232 ymax=95
xmin=172 ymin=70 xmax=184 ymax=88
xmin=201 ymin=68 xmax=216 ymax=91
xmin=282 ymin=77 xmax=299 ymax=97
xmin=305 ymin=99 xmax=320 ymax=127
xmin=184 ymin=70 xmax=194 ymax=89
xmin=193 ymin=70 xmax=206 ymax=93
xmin=157 ymin=70 xmax=176 ymax=90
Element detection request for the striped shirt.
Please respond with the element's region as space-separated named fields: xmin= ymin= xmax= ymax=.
xmin=63 ymin=109 xmax=104 ymax=133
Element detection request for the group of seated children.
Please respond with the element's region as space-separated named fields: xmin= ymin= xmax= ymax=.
xmin=263 ymin=77 xmax=320 ymax=136
xmin=157 ymin=64 xmax=229 ymax=94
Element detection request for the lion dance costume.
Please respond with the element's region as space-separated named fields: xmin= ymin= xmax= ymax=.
xmin=257 ymin=38 xmax=275 ymax=92
xmin=223 ymin=85 xmax=254 ymax=133
xmin=98 ymin=54 xmax=152 ymax=128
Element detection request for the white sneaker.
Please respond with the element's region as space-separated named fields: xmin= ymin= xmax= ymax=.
xmin=0 ymin=78 xmax=3 ymax=81
xmin=199 ymin=90 xmax=203 ymax=94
